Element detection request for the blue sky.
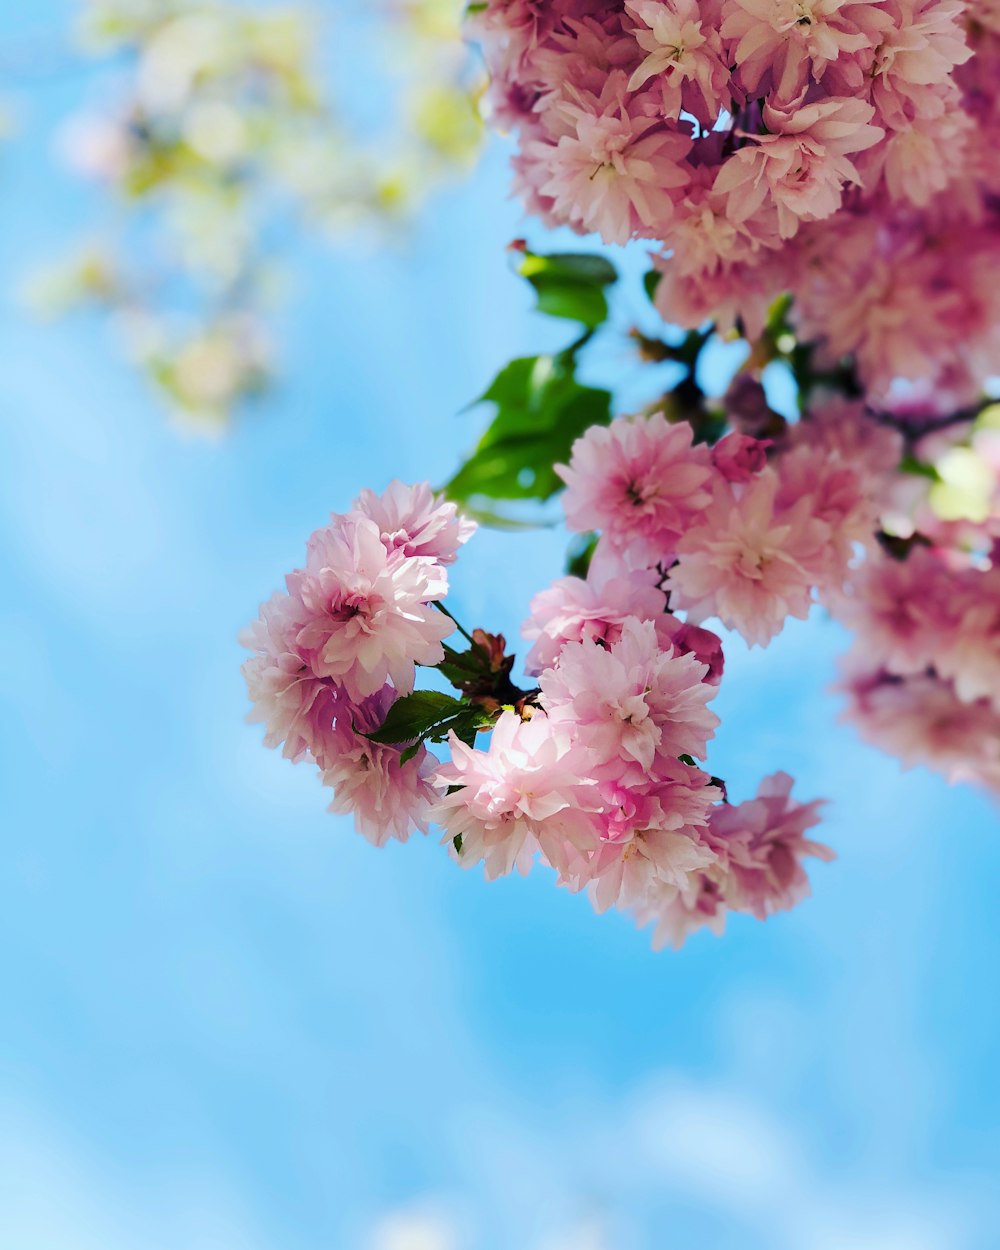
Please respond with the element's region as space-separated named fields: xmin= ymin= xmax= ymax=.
xmin=2 ymin=4 xmax=1000 ymax=1248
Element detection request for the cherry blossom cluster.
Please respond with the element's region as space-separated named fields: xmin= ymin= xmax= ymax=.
xmin=243 ymin=477 xmax=832 ymax=949
xmin=242 ymin=483 xmax=474 ymax=844
xmin=470 ymin=0 xmax=999 ymax=408
xmin=555 ymin=384 xmax=1000 ymax=798
xmin=722 ymin=379 xmax=1000 ymax=796
xmin=556 ymin=407 xmax=884 ymax=649
xmin=829 ymin=405 xmax=1000 ymax=794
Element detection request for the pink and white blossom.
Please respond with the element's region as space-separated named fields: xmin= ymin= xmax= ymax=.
xmin=288 ymin=515 xmax=455 ymax=701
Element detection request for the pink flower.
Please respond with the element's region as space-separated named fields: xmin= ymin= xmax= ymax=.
xmin=557 ymin=413 xmax=713 ymax=564
xmin=829 ymin=547 xmax=957 ymax=675
xmin=721 ymin=0 xmax=887 ymax=99
xmin=521 ymin=543 xmax=667 ymax=675
xmin=322 ymin=693 xmax=438 ymax=847
xmin=350 ymin=480 xmax=476 ymax=567
xmin=711 ymin=431 xmax=771 ymax=483
xmin=774 ymin=442 xmax=875 ymax=578
xmin=840 ymin=659 xmax=1000 ymax=792
xmin=539 ymin=617 xmax=720 ymax=774
xmin=533 ymin=74 xmax=692 ymax=244
xmin=710 ymin=772 xmax=832 ymax=920
xmin=581 ymin=762 xmax=719 ymax=912
xmin=934 ymin=570 xmax=1000 ymax=709
xmin=431 ymin=710 xmax=603 ymax=880
xmin=288 ymin=515 xmax=455 ymax=701
xmin=626 ymin=0 xmax=730 ymax=122
xmin=669 ymin=469 xmax=828 ymax=647
xmin=240 ymin=590 xmax=340 ymax=764
xmin=713 ymin=98 xmax=883 ymax=239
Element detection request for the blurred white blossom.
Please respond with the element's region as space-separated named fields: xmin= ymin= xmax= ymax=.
xmin=38 ymin=0 xmax=483 ymax=431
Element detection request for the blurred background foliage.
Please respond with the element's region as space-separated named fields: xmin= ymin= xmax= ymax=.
xmin=15 ymin=0 xmax=483 ymax=430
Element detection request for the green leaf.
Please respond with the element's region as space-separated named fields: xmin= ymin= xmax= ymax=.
xmin=516 ymin=250 xmax=617 ymax=329
xmin=643 ymin=268 xmax=662 ymax=303
xmin=899 ymin=453 xmax=940 ymax=482
xmin=447 ymin=705 xmax=494 ymax=749
xmin=566 ymin=532 xmax=598 ymax=578
xmin=446 ymin=353 xmax=612 ymax=508
xmin=437 ymin=642 xmax=486 ymax=690
xmin=453 ymin=833 xmax=464 ymax=854
xmin=364 ymin=690 xmax=464 ymax=745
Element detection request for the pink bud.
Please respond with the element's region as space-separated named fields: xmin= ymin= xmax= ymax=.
xmin=712 ymin=433 xmax=771 ymax=484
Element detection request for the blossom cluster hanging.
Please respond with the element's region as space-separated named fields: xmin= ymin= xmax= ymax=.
xmin=243 ymin=471 xmax=833 ymax=950
xmin=242 ymin=1 xmax=1000 ymax=947
xmin=472 ymin=0 xmax=999 ymax=409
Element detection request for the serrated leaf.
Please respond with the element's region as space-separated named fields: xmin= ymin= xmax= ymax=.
xmin=365 ymin=690 xmax=464 ymax=745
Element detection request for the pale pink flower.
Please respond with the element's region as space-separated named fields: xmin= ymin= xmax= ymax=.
xmin=351 ymin=480 xmax=476 ymax=566
xmin=521 ymin=544 xmax=667 ymax=675
xmin=240 ymin=590 xmax=340 ymax=764
xmin=288 ymin=516 xmax=454 ymax=701
xmin=539 ymin=617 xmax=721 ymax=774
xmin=868 ymin=105 xmax=973 ymax=205
xmin=669 ymin=469 xmax=828 ymax=647
xmin=581 ymin=763 xmax=719 ymax=912
xmin=660 ymin=168 xmax=773 ymax=280
xmin=431 ymin=710 xmax=603 ymax=880
xmin=868 ymin=0 xmax=972 ymax=127
xmin=557 ymin=413 xmax=713 ymax=564
xmin=322 ymin=695 xmax=437 ymax=847
xmin=632 ymin=871 xmax=730 ymax=949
